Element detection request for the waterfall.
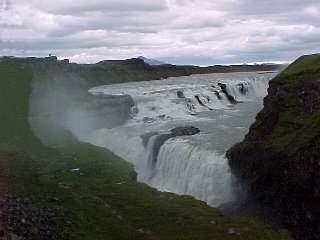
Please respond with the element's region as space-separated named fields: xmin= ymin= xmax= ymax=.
xmin=85 ymin=72 xmax=277 ymax=207
xmin=150 ymin=139 xmax=235 ymax=206
xmin=89 ymin=128 xmax=235 ymax=206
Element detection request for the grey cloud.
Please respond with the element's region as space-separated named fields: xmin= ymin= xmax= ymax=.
xmin=1 ymin=0 xmax=320 ymax=65
xmin=31 ymin=0 xmax=168 ymax=15
xmin=170 ymin=11 xmax=225 ymax=29
xmin=26 ymin=7 xmax=173 ymax=37
xmin=232 ymin=0 xmax=320 ymax=15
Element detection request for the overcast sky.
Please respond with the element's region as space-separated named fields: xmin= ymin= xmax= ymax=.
xmin=0 ymin=0 xmax=319 ymax=65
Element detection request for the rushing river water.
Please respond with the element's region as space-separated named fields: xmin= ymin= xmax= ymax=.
xmin=83 ymin=72 xmax=276 ymax=207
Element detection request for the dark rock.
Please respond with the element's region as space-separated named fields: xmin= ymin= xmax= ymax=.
xmin=218 ymin=83 xmax=239 ymax=104
xmin=186 ymin=99 xmax=196 ymax=112
xmin=45 ymin=56 xmax=58 ymax=62
xmin=143 ymin=117 xmax=155 ymax=123
xmin=0 ymin=189 xmax=61 ymax=239
xmin=170 ymin=126 xmax=200 ymax=136
xmin=195 ymin=95 xmax=204 ymax=106
xmin=60 ymin=59 xmax=69 ymax=64
xmin=129 ymin=169 xmax=138 ymax=181
xmin=177 ymin=90 xmax=185 ymax=98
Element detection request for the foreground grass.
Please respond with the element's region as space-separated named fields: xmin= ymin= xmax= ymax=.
xmin=0 ymin=58 xmax=292 ymax=239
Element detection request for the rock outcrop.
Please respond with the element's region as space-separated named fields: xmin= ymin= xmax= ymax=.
xmin=226 ymin=54 xmax=320 ymax=240
xmin=177 ymin=90 xmax=185 ymax=98
xmin=218 ymin=83 xmax=241 ymax=103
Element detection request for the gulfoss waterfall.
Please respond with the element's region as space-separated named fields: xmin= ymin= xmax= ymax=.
xmin=84 ymin=72 xmax=276 ymax=207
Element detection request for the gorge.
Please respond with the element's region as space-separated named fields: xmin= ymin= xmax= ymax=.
xmin=2 ymin=54 xmax=319 ymax=239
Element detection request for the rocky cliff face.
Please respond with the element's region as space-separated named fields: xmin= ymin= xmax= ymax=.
xmin=227 ymin=54 xmax=320 ymax=240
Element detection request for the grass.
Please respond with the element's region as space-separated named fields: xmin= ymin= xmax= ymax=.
xmin=267 ymin=110 xmax=320 ymax=155
xmin=267 ymin=54 xmax=320 ymax=154
xmin=0 ymin=58 xmax=292 ymax=239
xmin=272 ymin=53 xmax=320 ymax=86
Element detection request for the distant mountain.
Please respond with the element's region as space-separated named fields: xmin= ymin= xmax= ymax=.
xmin=138 ymin=56 xmax=166 ymax=66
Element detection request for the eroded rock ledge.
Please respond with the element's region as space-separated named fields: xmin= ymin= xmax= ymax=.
xmin=226 ymin=54 xmax=320 ymax=240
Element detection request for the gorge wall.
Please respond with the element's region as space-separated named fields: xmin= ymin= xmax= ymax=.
xmin=227 ymin=53 xmax=320 ymax=240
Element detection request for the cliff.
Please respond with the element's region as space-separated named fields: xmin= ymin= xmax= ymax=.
xmin=227 ymin=53 xmax=320 ymax=240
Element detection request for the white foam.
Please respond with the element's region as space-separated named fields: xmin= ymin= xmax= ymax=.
xmin=89 ymin=72 xmax=273 ymax=125
xmin=151 ymin=139 xmax=235 ymax=206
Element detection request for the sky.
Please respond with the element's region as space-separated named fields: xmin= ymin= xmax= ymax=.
xmin=0 ymin=0 xmax=320 ymax=65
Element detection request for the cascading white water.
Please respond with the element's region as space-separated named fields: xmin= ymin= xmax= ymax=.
xmin=86 ymin=72 xmax=276 ymax=207
xmin=150 ymin=139 xmax=235 ymax=206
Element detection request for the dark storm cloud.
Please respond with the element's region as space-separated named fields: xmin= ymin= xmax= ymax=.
xmin=1 ymin=0 xmax=320 ymax=64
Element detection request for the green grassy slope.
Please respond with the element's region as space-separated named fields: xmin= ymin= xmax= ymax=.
xmin=0 ymin=58 xmax=292 ymax=239
xmin=0 ymin=59 xmax=42 ymax=152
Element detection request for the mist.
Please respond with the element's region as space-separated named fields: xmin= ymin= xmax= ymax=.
xmin=28 ymin=68 xmax=133 ymax=148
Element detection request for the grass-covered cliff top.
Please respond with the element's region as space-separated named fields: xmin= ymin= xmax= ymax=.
xmin=239 ymin=53 xmax=320 ymax=155
xmin=0 ymin=58 xmax=292 ymax=239
xmin=272 ymin=53 xmax=320 ymax=86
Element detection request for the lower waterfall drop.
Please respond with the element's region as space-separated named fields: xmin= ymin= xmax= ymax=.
xmin=149 ymin=138 xmax=235 ymax=206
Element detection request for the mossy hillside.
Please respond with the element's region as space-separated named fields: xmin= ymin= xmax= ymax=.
xmin=0 ymin=59 xmax=292 ymax=239
xmin=272 ymin=53 xmax=320 ymax=86
xmin=0 ymin=59 xmax=50 ymax=155
xmin=0 ymin=60 xmax=32 ymax=148
xmin=240 ymin=53 xmax=320 ymax=155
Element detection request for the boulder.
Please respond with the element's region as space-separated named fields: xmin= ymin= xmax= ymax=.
xmin=177 ymin=90 xmax=185 ymax=98
xmin=170 ymin=126 xmax=200 ymax=136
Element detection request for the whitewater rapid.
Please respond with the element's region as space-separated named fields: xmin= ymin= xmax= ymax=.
xmin=83 ymin=72 xmax=276 ymax=207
